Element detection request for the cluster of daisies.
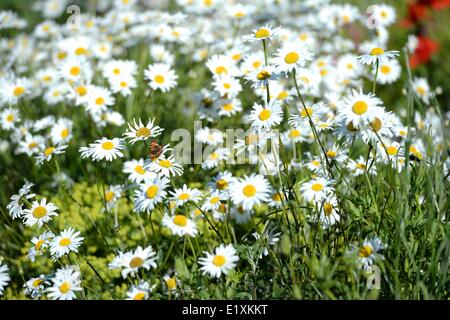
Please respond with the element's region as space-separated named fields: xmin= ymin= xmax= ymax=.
xmin=0 ymin=0 xmax=448 ymax=300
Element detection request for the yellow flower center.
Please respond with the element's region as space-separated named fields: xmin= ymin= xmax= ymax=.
xmin=216 ymin=179 xmax=228 ymax=190
xmin=76 ymin=86 xmax=87 ymax=96
xmin=326 ymin=150 xmax=337 ymax=158
xmin=311 ymin=183 xmax=323 ymax=192
xmin=44 ymin=147 xmax=55 ymax=157
xmin=154 ymin=75 xmax=165 ymax=84
xmin=252 ymin=61 xmax=261 ymax=69
xmin=133 ymin=292 xmax=145 ymax=300
xmin=102 ymin=141 xmax=114 ymax=150
xmin=223 ymin=83 xmax=231 ymax=89
xmin=120 ymin=81 xmax=128 ymax=88
xmin=324 ymin=202 xmax=333 ymax=216
xmin=277 ymin=91 xmax=288 ymax=100
xmin=223 ymin=103 xmax=233 ymax=111
xmin=312 ymin=160 xmax=320 ymax=167
xmin=386 ymin=146 xmax=398 ymax=156
xmin=352 ymin=101 xmax=368 ymax=115
xmin=57 ymin=51 xmax=67 ymax=60
xmin=70 ymin=66 xmax=80 ymax=76
xmin=212 ymin=255 xmax=226 ymax=267
xmin=129 ymin=257 xmax=144 ymax=268
xmin=95 ymin=97 xmax=105 ymax=105
xmin=346 ymin=121 xmax=359 ymax=132
xmin=32 ymin=206 xmax=47 ymax=218
xmin=359 ymin=245 xmax=373 ymax=258
xmin=136 ymin=127 xmax=151 ymax=137
xmin=272 ymin=192 xmax=282 ymax=202
xmin=370 ymin=117 xmax=382 ymax=132
xmin=259 ymin=109 xmax=271 ymax=121
xmin=215 ymin=66 xmax=227 ymax=75
xmin=210 ymin=152 xmax=219 ymax=160
xmin=284 ymin=52 xmax=299 ymax=64
xmin=13 ymin=86 xmax=25 ymax=96
xmin=6 ymin=114 xmax=14 ymax=122
xmin=146 ymin=185 xmax=158 ymax=199
xmin=75 ymin=47 xmax=87 ymax=56
xmin=60 ymin=128 xmax=69 ymax=138
xmin=178 ymin=193 xmax=190 ymax=201
xmin=105 ymin=191 xmax=115 ymax=202
xmin=165 ymin=277 xmax=177 ymax=290
xmin=35 ymin=239 xmax=45 ymax=251
xmin=356 ymin=163 xmax=366 ymax=170
xmin=113 ymin=68 xmax=120 ymax=75
xmin=255 ymin=28 xmax=270 ymax=38
xmin=416 ymin=86 xmax=426 ymax=96
xmin=290 ymin=129 xmax=300 ymax=138
xmin=134 ymin=165 xmax=145 ymax=174
xmin=59 ymin=238 xmax=71 ymax=247
xmin=257 ymin=70 xmax=270 ymax=81
xmin=33 ymin=279 xmax=43 ymax=288
xmin=370 ymin=47 xmax=384 ymax=56
xmin=232 ymin=53 xmax=241 ymax=60
xmin=210 ymin=196 xmax=220 ymax=204
xmin=243 ymin=184 xmax=256 ymax=197
xmin=173 ymin=215 xmax=188 ymax=227
xmin=380 ymin=65 xmax=391 ymax=74
xmin=59 ymin=282 xmax=71 ymax=294
xmin=159 ymin=159 xmax=171 ymax=168
xmin=301 ymin=107 xmax=313 ymax=117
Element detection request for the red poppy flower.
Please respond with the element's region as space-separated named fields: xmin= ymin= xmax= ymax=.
xmin=409 ymin=36 xmax=439 ymax=68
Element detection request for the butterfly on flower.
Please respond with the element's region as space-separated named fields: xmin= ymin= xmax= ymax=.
xmin=149 ymin=141 xmax=163 ymax=161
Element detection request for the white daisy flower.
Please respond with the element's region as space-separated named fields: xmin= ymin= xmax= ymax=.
xmin=126 ymin=281 xmax=151 ymax=300
xmin=0 ymin=108 xmax=20 ymax=130
xmin=374 ymin=59 xmax=401 ymax=84
xmin=413 ymin=77 xmax=432 ymax=104
xmin=162 ymin=214 xmax=198 ymax=237
xmin=230 ymin=205 xmax=253 ymax=225
xmin=49 ymin=228 xmax=84 ymax=260
xmin=274 ymin=44 xmax=314 ymax=73
xmin=50 ymin=118 xmax=73 ymax=145
xmin=202 ymin=148 xmax=230 ymax=170
xmin=35 ymin=143 xmax=68 ymax=165
xmin=6 ymin=181 xmax=35 ymax=219
xmin=146 ymin=154 xmax=184 ymax=177
xmin=23 ymin=274 xmax=49 ymax=299
xmin=79 ymin=138 xmax=125 ymax=162
xmin=46 ymin=266 xmax=82 ymax=300
xmin=198 ymin=244 xmax=239 ymax=278
xmin=340 ymin=90 xmax=383 ymax=128
xmin=356 ymin=237 xmax=385 ymax=270
xmin=300 ymin=177 xmax=335 ymax=202
xmin=208 ymin=171 xmax=235 ymax=196
xmin=134 ymin=176 xmax=170 ymax=213
xmin=123 ymin=159 xmax=156 ymax=183
xmin=357 ymin=47 xmax=400 ymax=66
xmin=144 ymin=63 xmax=178 ymax=92
xmin=170 ymin=184 xmax=202 ymax=207
xmin=201 ymin=190 xmax=224 ymax=212
xmin=231 ymin=174 xmax=270 ymax=210
xmin=28 ymin=231 xmax=54 ymax=262
xmin=316 ymin=196 xmax=340 ymax=228
xmin=249 ymin=100 xmax=283 ymax=131
xmin=110 ymin=246 xmax=157 ymax=279
xmin=243 ymin=25 xmax=280 ymax=43
xmin=0 ymin=263 xmax=10 ymax=296
xmin=22 ymin=198 xmax=59 ymax=228
xmin=123 ymin=118 xmax=164 ymax=144
xmin=212 ymin=75 xmax=242 ymax=98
